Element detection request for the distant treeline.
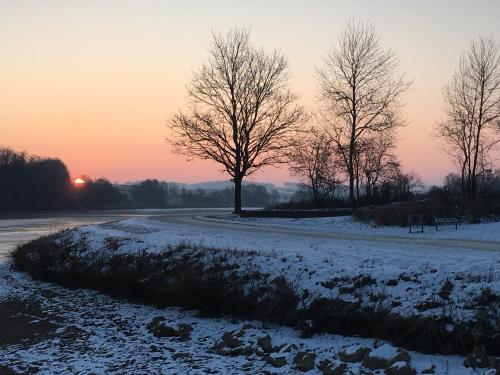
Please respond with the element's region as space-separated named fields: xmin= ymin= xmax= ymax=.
xmin=0 ymin=147 xmax=280 ymax=212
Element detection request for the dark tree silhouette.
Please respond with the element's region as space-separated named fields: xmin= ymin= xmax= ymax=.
xmin=354 ymin=131 xmax=396 ymax=202
xmin=132 ymin=179 xmax=166 ymax=207
xmin=77 ymin=178 xmax=125 ymax=208
xmin=170 ymin=29 xmax=304 ymax=213
xmin=0 ymin=147 xmax=73 ymax=211
xmin=287 ymin=127 xmax=342 ymax=203
xmin=318 ymin=20 xmax=411 ymax=210
xmin=437 ymin=36 xmax=500 ymax=200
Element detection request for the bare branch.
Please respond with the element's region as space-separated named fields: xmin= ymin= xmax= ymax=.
xmin=317 ymin=20 xmax=411 ymax=208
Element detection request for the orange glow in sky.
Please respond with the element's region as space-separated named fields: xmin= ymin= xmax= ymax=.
xmin=1 ymin=1 xmax=499 ymax=186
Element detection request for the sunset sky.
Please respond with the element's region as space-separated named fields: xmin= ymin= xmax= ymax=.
xmin=1 ymin=1 xmax=499 ymax=185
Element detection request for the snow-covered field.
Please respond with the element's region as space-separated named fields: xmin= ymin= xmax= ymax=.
xmin=70 ymin=216 xmax=500 ymax=322
xmin=0 ymin=262 xmax=484 ymax=374
xmin=2 ymin=214 xmax=500 ymax=374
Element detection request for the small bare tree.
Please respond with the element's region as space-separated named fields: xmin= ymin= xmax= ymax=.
xmin=170 ymin=29 xmax=303 ymax=213
xmin=288 ymin=128 xmax=342 ymax=203
xmin=355 ymin=131 xmax=397 ymax=201
xmin=380 ymin=161 xmax=422 ymax=201
xmin=318 ymin=20 xmax=411 ymax=210
xmin=438 ymin=36 xmax=500 ymax=200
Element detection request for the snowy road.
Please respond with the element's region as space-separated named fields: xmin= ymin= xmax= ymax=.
xmin=154 ymin=213 xmax=500 ymax=252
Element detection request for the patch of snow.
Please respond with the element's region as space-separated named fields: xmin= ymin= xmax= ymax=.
xmin=370 ymin=344 xmax=399 ymax=360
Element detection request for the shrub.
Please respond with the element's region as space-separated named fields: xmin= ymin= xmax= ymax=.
xmin=11 ymin=234 xmax=299 ymax=324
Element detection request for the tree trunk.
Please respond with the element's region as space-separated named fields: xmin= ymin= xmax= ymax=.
xmin=348 ymin=153 xmax=356 ymax=212
xmin=349 ymin=171 xmax=356 ymax=211
xmin=233 ymin=177 xmax=242 ymax=214
xmin=366 ymin=176 xmax=372 ymax=203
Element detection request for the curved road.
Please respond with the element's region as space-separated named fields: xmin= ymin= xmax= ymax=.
xmin=1 ymin=209 xmax=498 ymax=260
xmin=153 ymin=211 xmax=500 ymax=252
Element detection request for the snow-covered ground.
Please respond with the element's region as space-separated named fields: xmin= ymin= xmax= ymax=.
xmin=3 ymin=215 xmax=499 ymax=374
xmin=0 ymin=262 xmax=484 ymax=374
xmin=68 ymin=217 xmax=500 ymax=323
xmin=202 ymin=214 xmax=500 ymax=242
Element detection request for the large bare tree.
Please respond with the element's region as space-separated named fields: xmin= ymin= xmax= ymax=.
xmin=287 ymin=127 xmax=342 ymax=203
xmin=170 ymin=29 xmax=303 ymax=213
xmin=318 ymin=20 xmax=411 ymax=210
xmin=438 ymin=36 xmax=500 ymax=200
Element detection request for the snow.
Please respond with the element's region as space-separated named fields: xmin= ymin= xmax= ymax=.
xmin=370 ymin=344 xmax=399 ymax=360
xmin=343 ymin=345 xmax=361 ymax=356
xmin=65 ymin=216 xmax=500 ymax=323
xmin=2 ymin=214 xmax=499 ymax=373
xmin=202 ymin=214 xmax=500 ymax=242
xmin=0 ymin=261 xmax=484 ymax=374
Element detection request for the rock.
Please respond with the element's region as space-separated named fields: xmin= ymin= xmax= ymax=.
xmin=234 ymin=329 xmax=245 ymax=337
xmin=362 ymin=344 xmax=398 ymax=370
xmin=463 ymin=346 xmax=490 ymax=368
xmin=212 ymin=331 xmax=254 ymax=357
xmin=363 ymin=355 xmax=386 ymax=370
xmin=294 ymin=351 xmax=316 ymax=372
xmin=339 ymin=346 xmax=370 ymax=363
xmin=217 ymin=345 xmax=254 ymax=357
xmin=386 ymin=350 xmax=411 ymax=367
xmin=385 ymin=361 xmax=417 ymax=375
xmin=438 ymin=279 xmax=454 ymax=300
xmin=488 ymin=356 xmax=500 ymax=371
xmin=318 ymin=359 xmax=347 ymax=375
xmin=177 ymin=323 xmax=193 ymax=341
xmin=146 ymin=317 xmax=193 ymax=341
xmin=147 ymin=317 xmax=170 ymax=337
xmin=280 ymin=343 xmax=298 ymax=353
xmin=218 ymin=331 xmax=243 ymax=349
xmin=266 ymin=355 xmax=287 ymax=368
xmin=258 ymin=335 xmax=272 ymax=353
xmin=386 ymin=279 xmax=398 ymax=286
xmin=421 ymin=364 xmax=436 ymax=374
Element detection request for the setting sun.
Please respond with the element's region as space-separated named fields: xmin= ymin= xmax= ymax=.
xmin=74 ymin=177 xmax=85 ymax=185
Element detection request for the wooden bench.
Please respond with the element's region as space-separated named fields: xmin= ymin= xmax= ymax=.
xmin=408 ymin=215 xmax=424 ymax=233
xmin=434 ymin=217 xmax=458 ymax=231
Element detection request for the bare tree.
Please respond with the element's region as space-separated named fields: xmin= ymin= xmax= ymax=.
xmin=288 ymin=127 xmax=342 ymax=202
xmin=355 ymin=131 xmax=397 ymax=202
xmin=438 ymin=36 xmax=500 ymax=200
xmin=169 ymin=29 xmax=303 ymax=213
xmin=380 ymin=162 xmax=422 ymax=201
xmin=318 ymin=20 xmax=411 ymax=210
